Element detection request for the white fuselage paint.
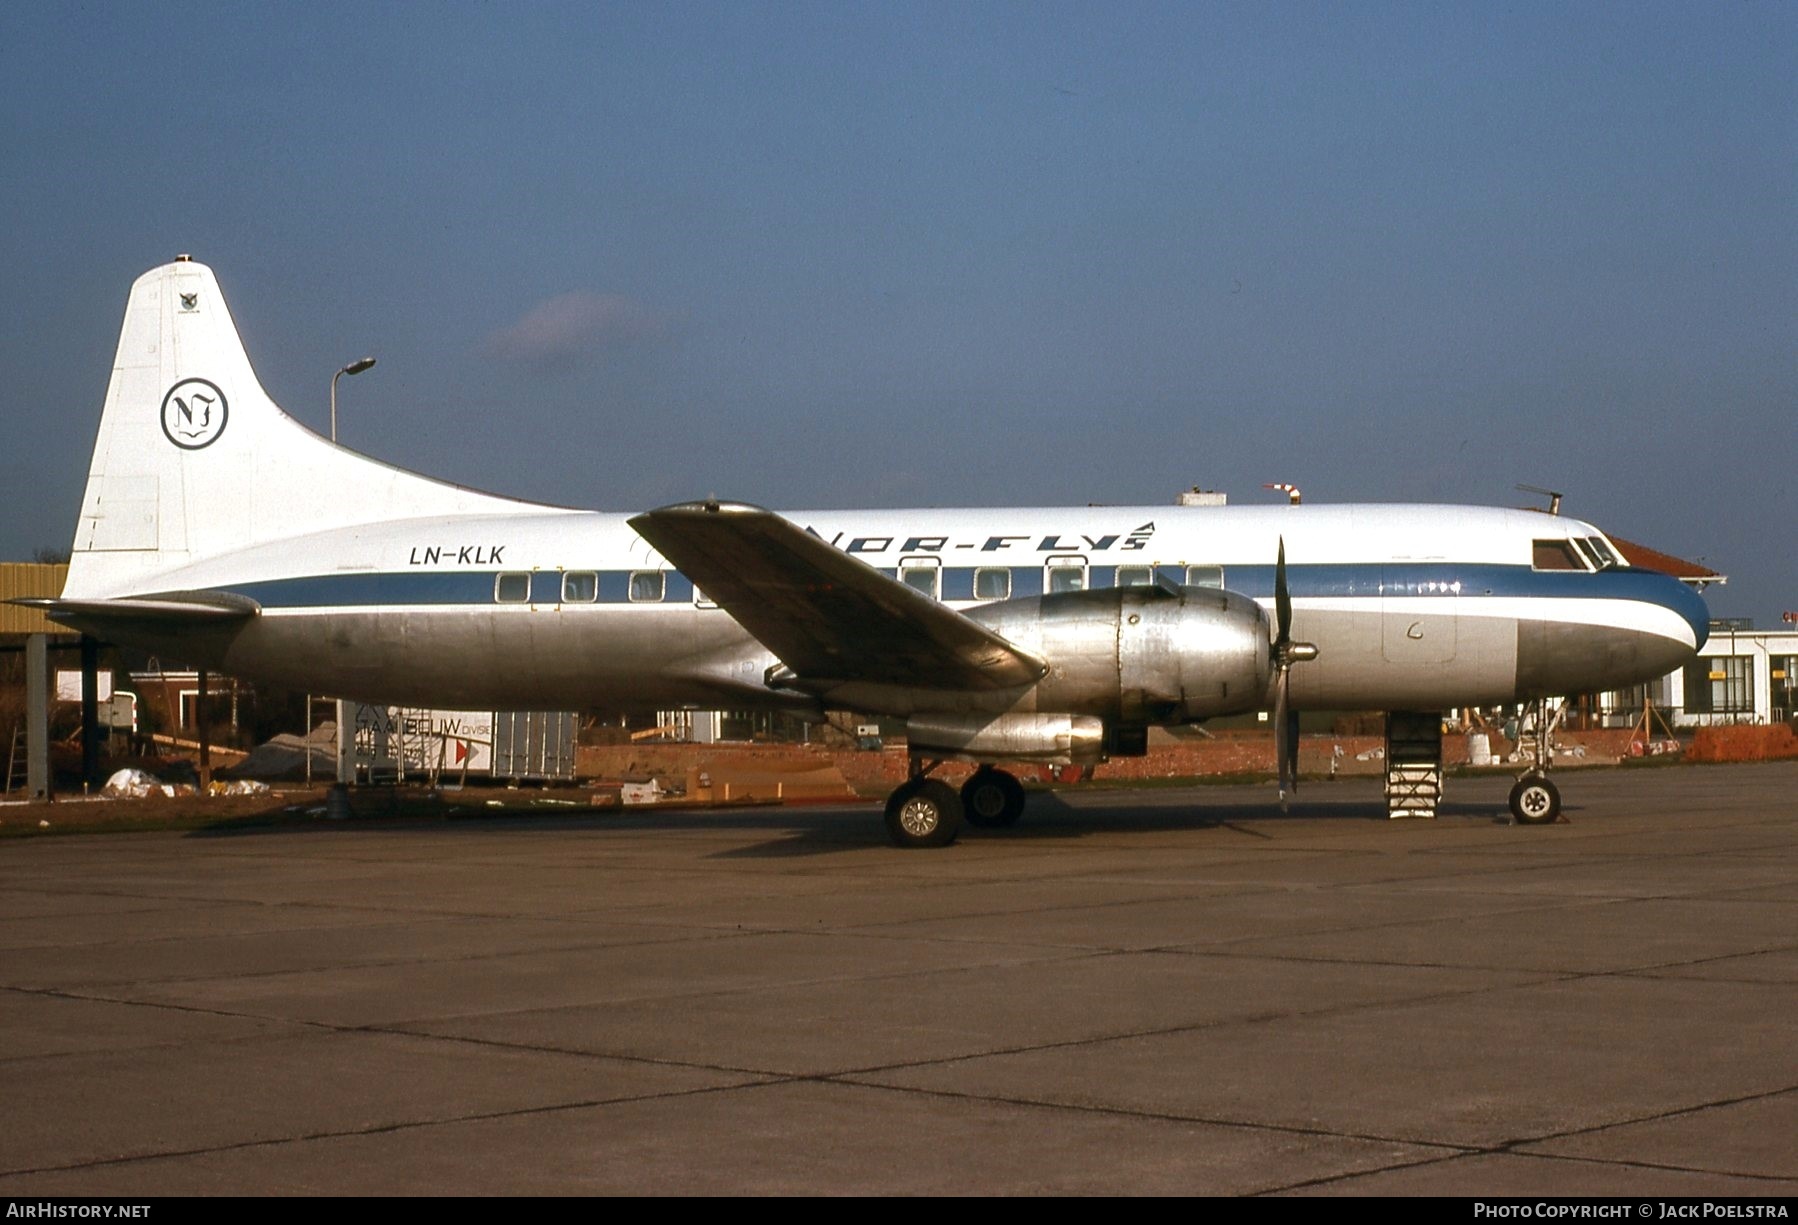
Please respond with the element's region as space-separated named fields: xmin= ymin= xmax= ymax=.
xmin=72 ymin=502 xmax=1709 ymax=717
xmin=47 ymin=260 xmax=1709 ymax=721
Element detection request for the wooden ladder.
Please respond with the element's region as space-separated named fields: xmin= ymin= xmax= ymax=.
xmin=3 ymin=724 xmax=24 ymax=795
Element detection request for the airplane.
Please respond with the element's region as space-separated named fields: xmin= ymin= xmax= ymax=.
xmin=18 ymin=257 xmax=1710 ymax=845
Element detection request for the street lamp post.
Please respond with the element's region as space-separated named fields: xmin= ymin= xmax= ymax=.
xmin=330 ymin=356 xmax=377 ymax=443
xmin=328 ymin=355 xmax=375 ymax=792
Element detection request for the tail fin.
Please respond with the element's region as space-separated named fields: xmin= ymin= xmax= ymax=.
xmin=65 ymin=258 xmax=535 ymax=598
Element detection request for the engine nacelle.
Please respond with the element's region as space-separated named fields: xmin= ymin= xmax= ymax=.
xmin=906 ymin=712 xmax=1106 ymax=763
xmin=967 ymin=585 xmax=1272 ymax=724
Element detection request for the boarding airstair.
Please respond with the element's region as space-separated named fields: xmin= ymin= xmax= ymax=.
xmin=1384 ymin=711 xmax=1443 ymax=819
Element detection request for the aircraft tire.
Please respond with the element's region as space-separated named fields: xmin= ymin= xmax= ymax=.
xmin=885 ymin=779 xmax=963 ymax=848
xmin=1509 ymin=775 xmax=1562 ymax=825
xmin=961 ymin=768 xmax=1026 ymax=828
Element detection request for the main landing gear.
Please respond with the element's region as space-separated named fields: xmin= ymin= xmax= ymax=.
xmin=884 ymin=761 xmax=1028 ymax=848
xmin=961 ymin=766 xmax=1026 ymax=828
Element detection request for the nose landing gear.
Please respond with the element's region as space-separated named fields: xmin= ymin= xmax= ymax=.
xmin=1509 ymin=699 xmax=1566 ymax=825
xmin=1508 ymin=772 xmax=1562 ymax=825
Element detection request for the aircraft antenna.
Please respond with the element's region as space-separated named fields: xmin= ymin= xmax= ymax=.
xmin=1515 ymin=484 xmax=1563 ymax=515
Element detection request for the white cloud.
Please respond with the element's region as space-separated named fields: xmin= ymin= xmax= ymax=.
xmin=484 ymin=292 xmax=668 ymax=367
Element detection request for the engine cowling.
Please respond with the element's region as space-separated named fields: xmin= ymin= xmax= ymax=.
xmin=967 ymin=585 xmax=1273 ymax=723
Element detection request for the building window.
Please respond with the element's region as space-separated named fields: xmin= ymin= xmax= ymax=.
xmin=562 ymin=571 xmax=597 ymax=603
xmin=1773 ymin=657 xmax=1796 ymax=717
xmin=495 ymin=573 xmax=531 ymax=603
xmin=1687 ymin=656 xmax=1754 ymax=715
xmin=629 ymin=571 xmax=665 ymax=603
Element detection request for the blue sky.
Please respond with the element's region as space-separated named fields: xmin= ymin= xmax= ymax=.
xmin=2 ymin=1 xmax=1792 ymax=619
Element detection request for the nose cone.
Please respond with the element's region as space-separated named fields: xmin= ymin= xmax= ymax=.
xmin=1668 ymin=577 xmax=1711 ymax=652
xmin=1619 ymin=569 xmax=1711 ymax=656
xmin=1514 ymin=570 xmax=1710 ymax=698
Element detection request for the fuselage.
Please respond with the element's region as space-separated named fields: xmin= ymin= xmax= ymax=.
xmin=63 ymin=500 xmax=1708 ymax=717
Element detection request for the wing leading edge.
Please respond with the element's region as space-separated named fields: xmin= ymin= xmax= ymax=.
xmin=628 ymin=501 xmax=1045 ymax=693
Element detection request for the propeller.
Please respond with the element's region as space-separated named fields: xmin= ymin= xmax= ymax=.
xmin=1271 ymin=537 xmax=1318 ymax=809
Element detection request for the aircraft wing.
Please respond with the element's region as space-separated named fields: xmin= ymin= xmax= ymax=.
xmin=629 ymin=501 xmax=1045 ymax=691
xmin=13 ymin=590 xmax=260 ymax=623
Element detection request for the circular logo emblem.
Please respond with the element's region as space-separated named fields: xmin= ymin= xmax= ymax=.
xmin=160 ymin=378 xmax=229 ymax=450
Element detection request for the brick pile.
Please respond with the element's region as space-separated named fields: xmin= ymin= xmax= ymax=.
xmin=1686 ymin=724 xmax=1798 ymax=763
xmin=574 ymin=727 xmax=1649 ymax=794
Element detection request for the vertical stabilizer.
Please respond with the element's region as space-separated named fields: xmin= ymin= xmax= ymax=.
xmin=64 ymin=258 xmax=537 ymax=598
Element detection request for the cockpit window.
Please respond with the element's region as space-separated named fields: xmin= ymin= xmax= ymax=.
xmin=1583 ymin=536 xmax=1623 ymax=569
xmin=1532 ymin=539 xmax=1586 ymax=571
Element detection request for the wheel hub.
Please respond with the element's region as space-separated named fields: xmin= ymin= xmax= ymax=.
xmin=899 ymin=797 xmax=941 ymax=836
xmin=969 ymin=784 xmax=1006 ymax=820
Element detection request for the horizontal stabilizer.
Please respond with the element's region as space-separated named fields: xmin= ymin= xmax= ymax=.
xmin=13 ymin=590 xmax=260 ymax=624
xmin=630 ymin=501 xmax=1045 ymax=692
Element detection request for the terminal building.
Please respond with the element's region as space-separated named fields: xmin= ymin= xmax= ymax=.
xmin=1603 ymin=622 xmax=1797 ymax=728
xmin=1595 ymin=539 xmax=1794 ymax=728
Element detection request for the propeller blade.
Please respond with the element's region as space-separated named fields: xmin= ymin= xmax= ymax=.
xmin=1274 ymin=667 xmax=1291 ymax=805
xmin=1275 ymin=536 xmax=1292 ymax=645
xmin=1270 ymin=535 xmax=1315 ymax=811
xmin=1285 ymin=703 xmax=1301 ymax=798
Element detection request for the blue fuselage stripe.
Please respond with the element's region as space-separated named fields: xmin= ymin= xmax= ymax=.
xmin=216 ymin=562 xmax=1708 ymax=643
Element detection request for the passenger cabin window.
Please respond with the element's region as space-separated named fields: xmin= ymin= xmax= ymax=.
xmin=900 ymin=565 xmax=940 ymax=599
xmin=562 ymin=571 xmax=597 ymax=604
xmin=1532 ymin=540 xmax=1586 ymax=571
xmin=629 ymin=570 xmax=665 ymax=603
xmin=974 ymin=567 xmax=1011 ymax=601
xmin=495 ymin=573 xmax=532 ymax=603
xmin=1047 ymin=561 xmax=1087 ymax=594
xmin=1116 ymin=566 xmax=1154 ymax=588
xmin=1185 ymin=565 xmax=1224 ymax=589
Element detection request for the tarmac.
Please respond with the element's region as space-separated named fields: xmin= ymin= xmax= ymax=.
xmin=1 ymin=761 xmax=1794 ymax=1196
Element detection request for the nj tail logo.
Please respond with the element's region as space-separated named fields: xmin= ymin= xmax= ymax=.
xmin=160 ymin=378 xmax=229 ymax=449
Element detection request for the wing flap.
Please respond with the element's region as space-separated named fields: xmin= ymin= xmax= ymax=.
xmin=629 ymin=501 xmax=1044 ymax=692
